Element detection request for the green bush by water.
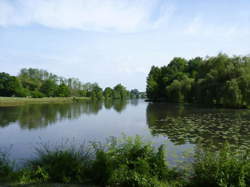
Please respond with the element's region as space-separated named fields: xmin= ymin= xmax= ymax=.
xmin=90 ymin=136 xmax=179 ymax=186
xmin=0 ymin=136 xmax=250 ymax=187
xmin=189 ymin=146 xmax=250 ymax=187
xmin=0 ymin=151 xmax=14 ymax=182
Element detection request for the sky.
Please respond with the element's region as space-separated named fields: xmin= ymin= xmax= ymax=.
xmin=0 ymin=0 xmax=250 ymax=91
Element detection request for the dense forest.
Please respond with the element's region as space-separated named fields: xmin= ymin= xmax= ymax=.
xmin=146 ymin=54 xmax=250 ymax=108
xmin=0 ymin=68 xmax=145 ymax=100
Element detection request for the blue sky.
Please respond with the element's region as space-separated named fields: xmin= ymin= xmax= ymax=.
xmin=0 ymin=0 xmax=250 ymax=91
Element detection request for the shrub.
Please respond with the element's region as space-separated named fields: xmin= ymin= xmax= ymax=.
xmin=190 ymin=145 xmax=250 ymax=187
xmin=0 ymin=151 xmax=14 ymax=182
xmin=1 ymin=135 xmax=250 ymax=187
xmin=17 ymin=167 xmax=49 ymax=184
xmin=91 ymin=135 xmax=179 ymax=186
xmin=24 ymin=143 xmax=92 ymax=184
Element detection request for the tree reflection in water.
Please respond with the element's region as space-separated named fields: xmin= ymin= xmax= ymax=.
xmin=0 ymin=99 xmax=129 ymax=129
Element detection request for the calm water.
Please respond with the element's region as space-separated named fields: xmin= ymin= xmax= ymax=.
xmin=0 ymin=99 xmax=250 ymax=164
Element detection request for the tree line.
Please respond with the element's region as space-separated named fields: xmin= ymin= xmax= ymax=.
xmin=146 ymin=54 xmax=250 ymax=108
xmin=0 ymin=68 xmax=145 ymax=99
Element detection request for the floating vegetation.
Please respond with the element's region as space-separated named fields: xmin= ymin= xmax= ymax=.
xmin=147 ymin=103 xmax=250 ymax=149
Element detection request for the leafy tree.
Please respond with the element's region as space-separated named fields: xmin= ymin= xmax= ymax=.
xmin=103 ymin=87 xmax=113 ymax=99
xmin=146 ymin=66 xmax=162 ymax=99
xmin=146 ymin=54 xmax=250 ymax=108
xmin=130 ymin=89 xmax=140 ymax=98
xmin=0 ymin=73 xmax=22 ymax=97
xmin=40 ymin=80 xmax=57 ymax=97
xmin=55 ymin=83 xmax=70 ymax=97
xmin=113 ymin=84 xmax=129 ymax=99
xmin=91 ymin=84 xmax=103 ymax=100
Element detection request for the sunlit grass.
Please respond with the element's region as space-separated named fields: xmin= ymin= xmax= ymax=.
xmin=0 ymin=97 xmax=90 ymax=107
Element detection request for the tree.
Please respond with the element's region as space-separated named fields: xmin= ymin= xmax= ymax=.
xmin=103 ymin=87 xmax=113 ymax=99
xmin=91 ymin=84 xmax=103 ymax=100
xmin=55 ymin=83 xmax=70 ymax=97
xmin=146 ymin=54 xmax=250 ymax=108
xmin=113 ymin=84 xmax=129 ymax=99
xmin=130 ymin=89 xmax=140 ymax=98
xmin=0 ymin=73 xmax=22 ymax=97
xmin=146 ymin=66 xmax=162 ymax=99
xmin=40 ymin=80 xmax=57 ymax=97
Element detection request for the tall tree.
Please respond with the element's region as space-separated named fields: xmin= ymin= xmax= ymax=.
xmin=0 ymin=73 xmax=22 ymax=97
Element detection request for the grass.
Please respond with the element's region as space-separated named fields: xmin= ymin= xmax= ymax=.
xmin=0 ymin=97 xmax=90 ymax=107
xmin=0 ymin=136 xmax=250 ymax=186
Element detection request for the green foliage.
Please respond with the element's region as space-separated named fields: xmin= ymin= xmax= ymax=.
xmin=0 ymin=68 xmax=139 ymax=101
xmin=40 ymin=79 xmax=57 ymax=97
xmin=55 ymin=83 xmax=71 ymax=97
xmin=18 ymin=166 xmax=49 ymax=184
xmin=91 ymin=136 xmax=178 ymax=186
xmin=25 ymin=144 xmax=91 ymax=184
xmin=147 ymin=66 xmax=162 ymax=99
xmin=146 ymin=54 xmax=250 ymax=108
xmin=0 ymin=151 xmax=14 ymax=182
xmin=90 ymin=84 xmax=103 ymax=100
xmin=191 ymin=145 xmax=250 ymax=187
xmin=113 ymin=84 xmax=130 ymax=99
xmin=1 ymin=136 xmax=250 ymax=186
xmin=0 ymin=72 xmax=22 ymax=97
xmin=0 ymin=68 xmax=136 ymax=100
xmin=103 ymin=87 xmax=113 ymax=98
xmin=31 ymin=89 xmax=45 ymax=98
xmin=130 ymin=89 xmax=140 ymax=99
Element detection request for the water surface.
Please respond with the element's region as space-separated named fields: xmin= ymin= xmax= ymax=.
xmin=0 ymin=99 xmax=250 ymax=164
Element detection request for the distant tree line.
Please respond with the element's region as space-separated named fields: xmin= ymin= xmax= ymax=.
xmin=0 ymin=68 xmax=145 ymax=100
xmin=146 ymin=54 xmax=250 ymax=108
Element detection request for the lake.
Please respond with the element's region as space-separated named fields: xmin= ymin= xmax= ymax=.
xmin=1 ymin=99 xmax=250 ymax=165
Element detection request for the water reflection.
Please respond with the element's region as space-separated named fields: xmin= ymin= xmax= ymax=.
xmin=146 ymin=103 xmax=250 ymax=148
xmin=0 ymin=99 xmax=130 ymax=130
xmin=1 ymin=100 xmax=250 ymax=149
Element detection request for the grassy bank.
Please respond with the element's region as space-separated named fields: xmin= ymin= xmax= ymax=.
xmin=0 ymin=136 xmax=250 ymax=186
xmin=0 ymin=97 xmax=90 ymax=107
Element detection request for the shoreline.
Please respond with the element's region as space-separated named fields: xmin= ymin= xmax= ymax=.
xmin=0 ymin=97 xmax=90 ymax=107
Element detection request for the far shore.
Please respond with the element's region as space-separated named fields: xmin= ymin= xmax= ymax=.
xmin=0 ymin=97 xmax=90 ymax=107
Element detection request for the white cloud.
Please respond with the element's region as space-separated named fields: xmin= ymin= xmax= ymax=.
xmin=184 ymin=16 xmax=250 ymax=38
xmin=0 ymin=0 xmax=173 ymax=32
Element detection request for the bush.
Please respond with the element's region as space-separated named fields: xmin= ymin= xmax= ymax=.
xmin=1 ymin=136 xmax=250 ymax=187
xmin=24 ymin=143 xmax=92 ymax=184
xmin=190 ymin=145 xmax=250 ymax=187
xmin=0 ymin=151 xmax=14 ymax=182
xmin=17 ymin=167 xmax=49 ymax=184
xmin=91 ymin=135 xmax=179 ymax=186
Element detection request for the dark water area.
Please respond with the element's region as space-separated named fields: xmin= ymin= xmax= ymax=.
xmin=0 ymin=99 xmax=250 ymax=164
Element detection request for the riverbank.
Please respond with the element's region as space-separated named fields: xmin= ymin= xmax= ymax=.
xmin=0 ymin=97 xmax=90 ymax=107
xmin=0 ymin=136 xmax=249 ymax=187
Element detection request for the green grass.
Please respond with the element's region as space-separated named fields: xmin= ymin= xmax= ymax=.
xmin=0 ymin=136 xmax=250 ymax=187
xmin=0 ymin=97 xmax=90 ymax=107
